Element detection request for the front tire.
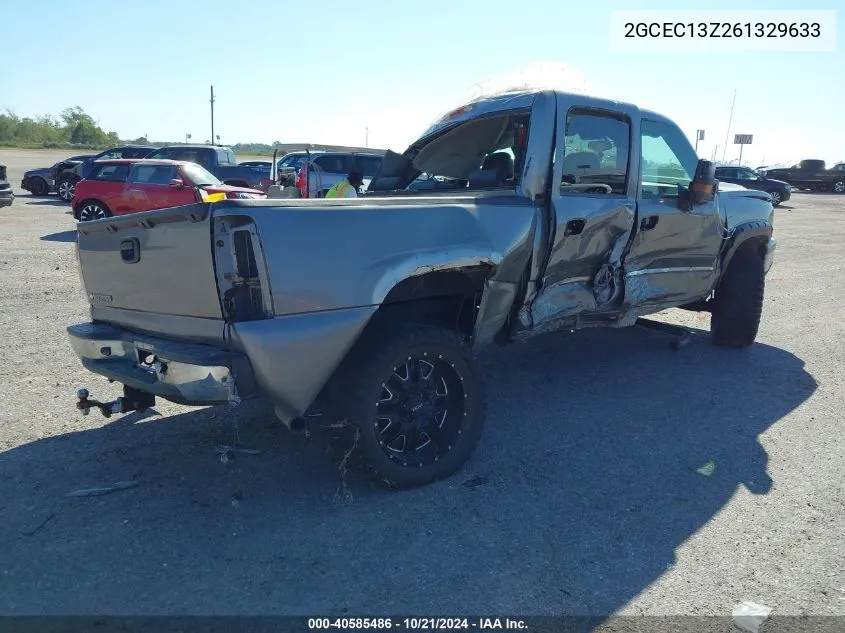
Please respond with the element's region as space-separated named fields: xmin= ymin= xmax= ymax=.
xmin=29 ymin=177 xmax=48 ymax=196
xmin=77 ymin=200 xmax=112 ymax=222
xmin=833 ymin=180 xmax=845 ymax=194
xmin=328 ymin=323 xmax=486 ymax=489
xmin=768 ymin=190 xmax=782 ymax=206
xmin=710 ymin=245 xmax=765 ymax=348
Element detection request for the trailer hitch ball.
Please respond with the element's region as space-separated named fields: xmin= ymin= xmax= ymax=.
xmin=76 ymin=388 xmax=91 ymax=415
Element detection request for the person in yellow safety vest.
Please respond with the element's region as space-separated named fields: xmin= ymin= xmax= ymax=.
xmin=325 ymin=170 xmax=364 ymax=198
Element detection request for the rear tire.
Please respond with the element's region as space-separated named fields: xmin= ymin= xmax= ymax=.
xmin=57 ymin=176 xmax=76 ymax=203
xmin=77 ymin=200 xmax=112 ymax=222
xmin=326 ymin=323 xmax=485 ymax=489
xmin=29 ymin=177 xmax=48 ymax=196
xmin=833 ymin=180 xmax=845 ymax=194
xmin=710 ymin=245 xmax=765 ymax=348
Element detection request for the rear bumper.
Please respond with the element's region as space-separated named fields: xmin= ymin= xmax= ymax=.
xmin=763 ymin=238 xmax=777 ymax=273
xmin=67 ymin=322 xmax=258 ymax=406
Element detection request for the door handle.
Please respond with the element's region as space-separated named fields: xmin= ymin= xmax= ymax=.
xmin=640 ymin=215 xmax=659 ymax=231
xmin=564 ymin=218 xmax=586 ymax=236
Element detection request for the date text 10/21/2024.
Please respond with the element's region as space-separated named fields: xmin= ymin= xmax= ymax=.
xmin=307 ymin=618 xmax=529 ymax=630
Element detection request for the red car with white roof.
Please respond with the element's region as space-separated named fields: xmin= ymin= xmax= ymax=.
xmin=71 ymin=159 xmax=265 ymax=221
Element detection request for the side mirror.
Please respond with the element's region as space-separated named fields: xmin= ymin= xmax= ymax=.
xmin=678 ymin=159 xmax=716 ymax=211
xmin=168 ymin=178 xmax=184 ymax=189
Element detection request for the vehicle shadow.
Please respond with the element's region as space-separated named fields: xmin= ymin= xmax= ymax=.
xmin=40 ymin=230 xmax=77 ymax=243
xmin=0 ymin=324 xmax=816 ymax=618
xmin=24 ymin=199 xmax=68 ymax=207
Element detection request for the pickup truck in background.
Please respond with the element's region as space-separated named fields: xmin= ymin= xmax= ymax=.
xmin=145 ymin=145 xmax=270 ymax=190
xmin=760 ymin=159 xmax=845 ymax=193
xmin=68 ymin=89 xmax=776 ymax=490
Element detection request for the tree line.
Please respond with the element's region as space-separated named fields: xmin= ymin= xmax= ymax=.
xmin=0 ymin=106 xmax=123 ymax=149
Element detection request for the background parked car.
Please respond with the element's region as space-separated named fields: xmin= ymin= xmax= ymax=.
xmin=714 ymin=166 xmax=792 ymax=206
xmin=56 ymin=145 xmax=155 ymax=202
xmin=0 ymin=163 xmax=14 ymax=208
xmin=144 ymin=145 xmax=269 ymax=190
xmin=760 ymin=159 xmax=845 ymax=193
xmin=283 ymin=151 xmax=384 ymax=197
xmin=21 ymin=154 xmax=94 ymax=196
xmin=71 ymin=159 xmax=266 ymax=221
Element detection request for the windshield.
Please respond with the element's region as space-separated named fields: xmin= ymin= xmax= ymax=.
xmin=181 ymin=162 xmax=221 ymax=186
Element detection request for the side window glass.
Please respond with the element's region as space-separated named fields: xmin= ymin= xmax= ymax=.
xmin=560 ymin=112 xmax=630 ymax=196
xmin=640 ymin=119 xmax=697 ymax=199
xmin=356 ymin=156 xmax=382 ymax=178
xmin=92 ymin=165 xmax=129 ymax=181
xmin=130 ymin=165 xmax=176 ymax=184
xmin=315 ymin=155 xmax=348 ymax=173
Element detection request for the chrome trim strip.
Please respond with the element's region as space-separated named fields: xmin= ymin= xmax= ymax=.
xmin=626 ymin=266 xmax=714 ymax=277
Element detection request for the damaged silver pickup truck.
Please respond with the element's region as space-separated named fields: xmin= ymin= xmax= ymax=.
xmin=68 ymin=89 xmax=776 ymax=489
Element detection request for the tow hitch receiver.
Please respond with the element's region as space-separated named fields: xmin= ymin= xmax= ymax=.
xmin=76 ymin=385 xmax=156 ymax=418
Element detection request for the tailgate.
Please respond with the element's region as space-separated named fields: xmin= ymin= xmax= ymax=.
xmin=76 ymin=203 xmax=225 ymax=341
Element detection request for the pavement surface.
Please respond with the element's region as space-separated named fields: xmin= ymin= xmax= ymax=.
xmin=0 ymin=149 xmax=843 ymax=620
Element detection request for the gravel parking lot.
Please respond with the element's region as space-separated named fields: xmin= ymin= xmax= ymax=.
xmin=0 ymin=149 xmax=843 ymax=620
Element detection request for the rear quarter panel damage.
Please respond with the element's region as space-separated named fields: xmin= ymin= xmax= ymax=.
xmin=215 ymin=195 xmax=541 ymax=419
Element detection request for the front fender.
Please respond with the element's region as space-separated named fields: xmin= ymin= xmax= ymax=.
xmin=720 ymin=220 xmax=774 ymax=275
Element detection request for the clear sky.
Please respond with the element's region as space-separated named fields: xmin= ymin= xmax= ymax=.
xmin=1 ymin=0 xmax=842 ymax=167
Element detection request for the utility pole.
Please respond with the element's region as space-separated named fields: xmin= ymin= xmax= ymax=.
xmin=722 ymin=89 xmax=736 ymax=163
xmin=210 ymin=86 xmax=215 ymax=146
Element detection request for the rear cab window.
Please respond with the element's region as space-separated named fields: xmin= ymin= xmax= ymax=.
xmin=355 ymin=155 xmax=383 ymax=178
xmin=559 ymin=109 xmax=631 ymax=196
xmin=216 ymin=148 xmax=236 ymax=166
xmin=374 ymin=110 xmax=532 ymax=194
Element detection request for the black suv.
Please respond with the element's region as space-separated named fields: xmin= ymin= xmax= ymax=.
xmin=56 ymin=145 xmax=155 ymax=202
xmin=715 ymin=166 xmax=791 ymax=206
